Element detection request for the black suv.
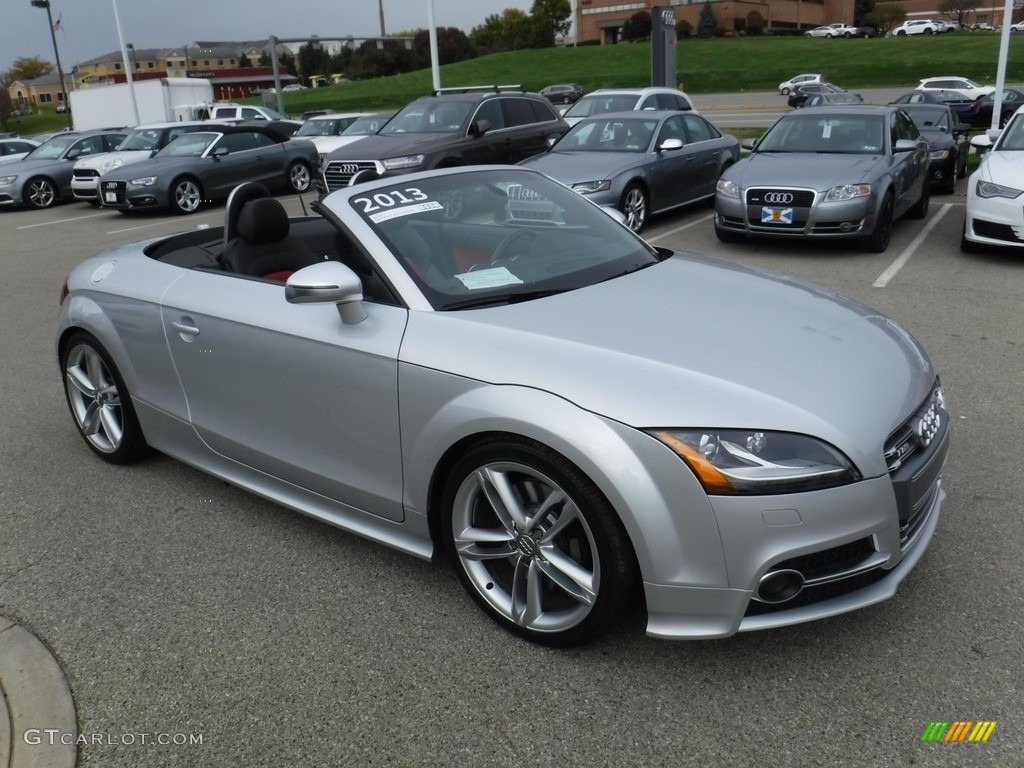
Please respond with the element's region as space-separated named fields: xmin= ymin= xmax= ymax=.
xmin=318 ymin=86 xmax=568 ymax=193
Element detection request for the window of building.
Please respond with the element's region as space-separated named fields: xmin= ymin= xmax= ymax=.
xmin=115 ymin=63 xmax=121 ymax=70
xmin=40 ymin=93 xmax=53 ymax=103
xmin=148 ymin=62 xmax=154 ymax=69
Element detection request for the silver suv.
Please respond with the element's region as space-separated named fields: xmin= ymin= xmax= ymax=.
xmin=562 ymin=87 xmax=698 ymax=127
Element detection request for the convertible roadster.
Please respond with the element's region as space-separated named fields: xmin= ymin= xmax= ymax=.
xmin=57 ymin=166 xmax=949 ymax=646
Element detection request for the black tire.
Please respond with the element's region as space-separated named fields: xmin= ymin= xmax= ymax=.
xmin=860 ymin=193 xmax=894 ymax=252
xmin=941 ymin=156 xmax=958 ymax=194
xmin=287 ymin=160 xmax=312 ymax=193
xmin=715 ymin=223 xmax=746 ymax=243
xmin=781 ymin=87 xmax=791 ymax=95
xmin=907 ymin=178 xmax=930 ymax=219
xmin=620 ymin=182 xmax=648 ymax=232
xmin=170 ymin=177 xmax=203 ymax=215
xmin=896 ymin=30 xmax=906 ymax=36
xmin=843 ymin=31 xmax=852 ymax=38
xmin=24 ymin=176 xmax=58 ymax=209
xmin=441 ymin=436 xmax=638 ymax=647
xmin=924 ymin=28 xmax=934 ymax=34
xmin=60 ymin=332 xmax=150 ymax=464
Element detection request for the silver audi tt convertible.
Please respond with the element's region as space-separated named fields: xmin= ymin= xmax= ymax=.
xmin=57 ymin=166 xmax=949 ymax=646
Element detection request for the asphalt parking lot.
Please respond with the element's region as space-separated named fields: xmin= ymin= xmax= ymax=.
xmin=1 ymin=161 xmax=1022 ymax=766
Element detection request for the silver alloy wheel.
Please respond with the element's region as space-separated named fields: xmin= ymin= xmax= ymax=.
xmin=173 ymin=179 xmax=201 ymax=213
xmin=64 ymin=343 xmax=124 ymax=453
xmin=451 ymin=461 xmax=601 ymax=634
xmin=622 ymin=185 xmax=647 ymax=232
xmin=26 ymin=177 xmax=56 ymax=208
xmin=289 ymin=162 xmax=311 ymax=192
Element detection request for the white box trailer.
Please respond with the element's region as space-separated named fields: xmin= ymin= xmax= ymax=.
xmin=70 ymin=78 xmax=214 ymax=131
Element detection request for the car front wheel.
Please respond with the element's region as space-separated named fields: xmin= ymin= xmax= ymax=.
xmin=24 ymin=176 xmax=57 ymax=209
xmin=170 ymin=177 xmax=202 ymax=214
xmin=441 ymin=437 xmax=638 ymax=647
xmin=620 ymin=183 xmax=648 ymax=232
xmin=288 ymin=160 xmax=312 ymax=193
xmin=61 ymin=333 xmax=149 ymax=464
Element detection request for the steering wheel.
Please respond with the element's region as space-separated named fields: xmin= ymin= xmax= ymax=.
xmin=490 ymin=229 xmax=537 ymax=265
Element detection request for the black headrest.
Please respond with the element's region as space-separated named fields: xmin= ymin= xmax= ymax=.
xmin=237 ymin=198 xmax=290 ymax=243
xmin=224 ymin=182 xmax=271 ymax=241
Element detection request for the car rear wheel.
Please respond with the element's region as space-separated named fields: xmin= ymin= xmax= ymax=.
xmin=896 ymin=30 xmax=906 ymax=36
xmin=860 ymin=193 xmax=894 ymax=252
xmin=620 ymin=183 xmax=648 ymax=232
xmin=288 ymin=160 xmax=312 ymax=193
xmin=170 ymin=177 xmax=202 ymax=214
xmin=61 ymin=333 xmax=149 ymax=464
xmin=441 ymin=436 xmax=638 ymax=647
xmin=24 ymin=176 xmax=57 ymax=209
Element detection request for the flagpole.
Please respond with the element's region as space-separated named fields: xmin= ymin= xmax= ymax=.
xmin=29 ymin=1 xmax=72 ymax=128
xmin=111 ymin=0 xmax=140 ymax=125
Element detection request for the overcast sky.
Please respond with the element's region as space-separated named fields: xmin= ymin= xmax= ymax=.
xmin=2 ymin=0 xmax=536 ymax=74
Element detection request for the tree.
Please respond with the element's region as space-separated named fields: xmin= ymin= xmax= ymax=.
xmin=412 ymin=27 xmax=477 ymax=67
xmin=937 ymin=0 xmax=975 ymax=28
xmin=239 ymin=53 xmax=252 ymax=68
xmin=297 ymin=42 xmax=331 ymax=83
xmin=855 ymin=0 xmax=875 ymax=26
xmin=8 ymin=55 xmax=52 ymax=82
xmin=621 ymin=11 xmax=653 ymax=41
xmin=698 ymin=0 xmax=718 ymax=37
xmin=864 ymin=3 xmax=905 ymax=34
xmin=529 ymin=0 xmax=572 ymax=47
xmin=470 ymin=9 xmax=534 ymax=52
xmin=0 ymin=71 xmax=14 ymax=131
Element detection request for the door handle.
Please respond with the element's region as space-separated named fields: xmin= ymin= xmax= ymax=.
xmin=171 ymin=321 xmax=199 ymax=336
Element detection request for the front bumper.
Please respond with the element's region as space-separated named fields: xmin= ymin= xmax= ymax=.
xmin=715 ymin=186 xmax=876 ymax=239
xmin=963 ymin=184 xmax=1024 ymax=248
xmin=98 ymin=179 xmax=163 ymax=210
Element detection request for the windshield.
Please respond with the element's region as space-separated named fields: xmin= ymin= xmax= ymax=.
xmin=756 ymin=114 xmax=885 ymax=154
xmin=26 ymin=135 xmax=77 ymax=159
xmin=296 ymin=117 xmax=355 ymax=137
xmin=155 ymin=132 xmax=218 ymax=158
xmin=564 ymin=94 xmax=639 ymax=119
xmin=905 ymin=109 xmax=951 ymax=133
xmin=342 ymin=114 xmax=392 ymax=135
xmin=556 ymin=117 xmax=658 ymax=152
xmin=346 ymin=169 xmax=659 ymax=310
xmin=995 ymin=114 xmax=1024 ymax=150
xmin=379 ymin=102 xmax=472 ymax=135
xmin=117 ymin=128 xmax=166 ymax=152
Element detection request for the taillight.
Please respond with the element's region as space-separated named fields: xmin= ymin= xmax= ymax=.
xmin=59 ymin=277 xmax=69 ymax=305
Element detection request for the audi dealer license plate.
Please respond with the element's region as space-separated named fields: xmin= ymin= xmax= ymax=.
xmin=104 ymin=191 xmax=117 ymax=203
xmin=761 ymin=207 xmax=793 ymax=224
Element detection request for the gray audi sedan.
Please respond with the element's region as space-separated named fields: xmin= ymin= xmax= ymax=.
xmin=715 ymin=105 xmax=931 ymax=252
xmin=519 ymin=111 xmax=739 ymax=232
xmin=58 ymin=166 xmax=948 ymax=646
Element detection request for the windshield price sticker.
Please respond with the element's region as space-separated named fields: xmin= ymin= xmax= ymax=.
xmin=455 ymin=266 xmax=524 ymax=290
xmin=353 ymin=188 xmax=444 ymax=222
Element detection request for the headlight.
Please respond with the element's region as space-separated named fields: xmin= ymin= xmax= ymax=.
xmin=0 ymin=175 xmax=17 ymax=185
xmin=976 ymin=179 xmax=1023 ymax=199
xmin=129 ymin=176 xmax=158 ymax=187
xmin=571 ymin=180 xmax=611 ymax=194
xmin=824 ymin=184 xmax=871 ymax=202
xmin=381 ymin=154 xmax=425 ymax=170
xmin=102 ymin=158 xmax=125 ymax=172
xmin=929 ymin=149 xmax=949 ymax=161
xmin=716 ymin=178 xmax=740 ymax=199
xmin=649 ymin=429 xmax=860 ymax=495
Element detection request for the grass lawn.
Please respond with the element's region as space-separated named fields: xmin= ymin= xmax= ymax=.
xmin=11 ymin=32 xmax=1024 ymax=134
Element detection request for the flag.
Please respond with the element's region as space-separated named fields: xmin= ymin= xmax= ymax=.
xmin=52 ymin=15 xmax=62 ymax=32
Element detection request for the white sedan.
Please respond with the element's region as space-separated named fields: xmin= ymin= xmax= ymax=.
xmin=777 ymin=73 xmax=823 ymax=95
xmin=962 ymin=110 xmax=1024 ymax=251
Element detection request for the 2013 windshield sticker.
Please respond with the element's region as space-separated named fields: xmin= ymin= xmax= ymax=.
xmin=455 ymin=266 xmax=524 ymax=290
xmin=352 ymin=188 xmax=442 ymax=223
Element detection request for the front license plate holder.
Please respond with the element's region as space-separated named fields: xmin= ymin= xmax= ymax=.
xmin=761 ymin=206 xmax=793 ymax=224
xmin=104 ymin=191 xmax=117 ymax=203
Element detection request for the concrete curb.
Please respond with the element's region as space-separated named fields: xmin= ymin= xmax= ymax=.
xmin=0 ymin=618 xmax=77 ymax=768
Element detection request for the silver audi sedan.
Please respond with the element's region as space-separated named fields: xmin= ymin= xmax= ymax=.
xmin=715 ymin=105 xmax=931 ymax=252
xmin=57 ymin=166 xmax=949 ymax=646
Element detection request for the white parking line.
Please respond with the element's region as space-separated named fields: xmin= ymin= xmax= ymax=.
xmin=16 ymin=212 xmax=110 ymax=230
xmin=647 ymin=212 xmax=715 ymax=242
xmin=873 ymin=203 xmax=953 ymax=288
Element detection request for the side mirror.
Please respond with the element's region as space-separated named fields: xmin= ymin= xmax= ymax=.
xmin=601 ymin=206 xmax=627 ymax=226
xmin=66 ymin=148 xmax=80 ymax=160
xmin=741 ymin=137 xmax=758 ymax=151
xmin=211 ymin=146 xmax=229 ymax=158
xmin=894 ymin=138 xmax=918 ymax=152
xmin=971 ymin=133 xmax=995 ymax=151
xmin=469 ymin=119 xmax=492 ymax=137
xmin=658 ymin=138 xmax=684 ymax=152
xmin=286 ymin=261 xmax=367 ymax=324
xmin=955 ymin=122 xmax=972 ymax=134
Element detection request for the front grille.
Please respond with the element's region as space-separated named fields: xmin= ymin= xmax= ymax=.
xmin=772 ymin=537 xmax=876 ymax=582
xmin=73 ymin=169 xmax=100 ymax=180
xmin=745 ymin=188 xmax=816 ymax=207
xmin=972 ymin=219 xmax=1023 ymax=243
xmin=99 ymin=180 xmax=127 ymax=206
xmin=885 ymin=382 xmax=949 ymax=549
xmin=323 ymin=160 xmax=379 ymax=192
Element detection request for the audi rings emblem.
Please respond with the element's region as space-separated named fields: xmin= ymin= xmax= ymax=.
xmin=763 ymin=192 xmax=794 ymax=204
xmin=339 ymin=163 xmax=361 ymax=175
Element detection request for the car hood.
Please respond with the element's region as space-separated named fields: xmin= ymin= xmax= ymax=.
xmin=976 ymin=150 xmax=1024 ymax=182
xmin=307 ymin=135 xmax=369 ymax=154
xmin=324 ymin=133 xmax=462 ymax=160
xmin=726 ymin=152 xmax=888 ymax=188
xmin=400 ymin=254 xmax=935 ymax=475
xmin=101 ymin=155 xmax=205 ymax=181
xmin=3 ymin=156 xmax=66 ymax=174
xmin=519 ymin=150 xmax=644 ymax=183
xmin=918 ymin=131 xmax=956 ymax=151
xmin=75 ymin=150 xmax=153 ymax=171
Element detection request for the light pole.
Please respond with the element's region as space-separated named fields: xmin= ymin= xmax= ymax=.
xmin=110 ymin=0 xmax=140 ymax=125
xmin=29 ymin=0 xmax=71 ymax=128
